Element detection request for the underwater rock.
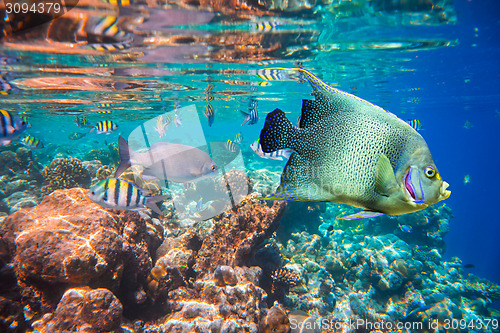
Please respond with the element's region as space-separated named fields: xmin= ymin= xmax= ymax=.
xmin=0 ymin=188 xmax=163 ymax=312
xmin=214 ymin=266 xmax=238 ymax=287
xmin=0 ymin=261 xmax=26 ymax=332
xmin=31 ymin=287 xmax=123 ymax=332
xmin=0 ymin=148 xmax=43 ymax=182
xmin=2 ymin=190 xmax=40 ymax=214
xmin=0 ymin=151 xmax=17 ymax=176
xmin=143 ymin=265 xmax=267 ymax=332
xmin=194 ymin=197 xmax=286 ymax=275
xmin=41 ymin=157 xmax=91 ymax=195
xmin=82 ymin=159 xmax=103 ymax=179
xmin=260 ymin=302 xmax=290 ymax=333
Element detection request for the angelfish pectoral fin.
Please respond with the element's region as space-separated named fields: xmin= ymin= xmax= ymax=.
xmin=375 ymin=154 xmax=397 ymax=196
xmin=338 ymin=210 xmax=385 ymax=221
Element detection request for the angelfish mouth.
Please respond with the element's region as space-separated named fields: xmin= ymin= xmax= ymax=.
xmin=404 ymin=167 xmax=425 ymax=204
xmin=439 ymin=181 xmax=451 ymax=200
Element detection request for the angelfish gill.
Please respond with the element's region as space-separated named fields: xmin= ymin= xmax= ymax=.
xmin=259 ymin=68 xmax=450 ymax=220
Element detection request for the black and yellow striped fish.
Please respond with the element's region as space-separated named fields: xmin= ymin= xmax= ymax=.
xmin=88 ymin=16 xmax=133 ymax=51
xmin=92 ymin=120 xmax=118 ymax=134
xmin=406 ymin=119 xmax=422 ymax=131
xmin=205 ymin=83 xmax=214 ymax=102
xmin=21 ymin=135 xmax=44 ymax=149
xmin=0 ymin=109 xmax=28 ymax=145
xmin=75 ymin=116 xmax=90 ymax=128
xmin=255 ymin=68 xmax=288 ymax=81
xmin=252 ymin=21 xmax=281 ymax=32
xmin=87 ymin=178 xmax=168 ymax=214
xmin=205 ymin=103 xmax=214 ymax=127
xmin=225 ymin=139 xmax=238 ymax=152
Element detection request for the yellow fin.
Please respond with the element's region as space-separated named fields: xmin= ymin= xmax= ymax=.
xmin=375 ymin=154 xmax=397 ymax=196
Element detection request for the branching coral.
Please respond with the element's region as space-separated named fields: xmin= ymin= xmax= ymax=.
xmin=271 ymin=267 xmax=301 ymax=293
xmin=41 ymin=157 xmax=91 ymax=195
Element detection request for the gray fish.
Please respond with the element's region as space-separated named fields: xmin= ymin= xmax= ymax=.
xmin=115 ymin=136 xmax=218 ymax=183
xmin=259 ymin=68 xmax=450 ymax=220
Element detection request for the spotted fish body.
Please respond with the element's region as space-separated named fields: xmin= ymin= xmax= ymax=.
xmin=260 ymin=68 xmax=450 ymax=219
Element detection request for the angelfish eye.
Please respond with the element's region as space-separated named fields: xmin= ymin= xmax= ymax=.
xmin=211 ymin=165 xmax=217 ymax=171
xmin=424 ymin=166 xmax=436 ymax=178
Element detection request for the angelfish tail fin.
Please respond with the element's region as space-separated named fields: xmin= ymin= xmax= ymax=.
xmin=144 ymin=195 xmax=169 ymax=215
xmin=259 ymin=109 xmax=296 ymax=153
xmin=114 ymin=136 xmax=132 ymax=178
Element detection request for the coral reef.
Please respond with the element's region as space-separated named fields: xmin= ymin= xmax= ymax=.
xmin=248 ymin=168 xmax=281 ymax=197
xmin=41 ymin=157 xmax=91 ymax=195
xmin=214 ymin=169 xmax=253 ymax=205
xmin=0 ymin=187 xmax=293 ymax=332
xmin=0 ymin=188 xmax=164 ymax=327
xmin=193 ymin=197 xmax=286 ymax=274
xmin=0 ymin=155 xmax=498 ymax=333
xmin=119 ymin=165 xmax=163 ymax=196
xmin=0 ymin=147 xmax=44 ymax=214
xmin=273 ymin=214 xmax=500 ymax=332
xmin=84 ymin=143 xmax=119 ymax=167
xmin=32 ymin=287 xmax=123 ymax=332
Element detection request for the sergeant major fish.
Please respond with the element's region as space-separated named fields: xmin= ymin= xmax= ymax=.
xmin=0 ymin=109 xmax=28 ymax=146
xmin=241 ymin=98 xmax=259 ymax=125
xmin=115 ymin=136 xmax=218 ymax=183
xmin=87 ymin=178 xmax=168 ymax=214
xmin=21 ymin=135 xmax=44 ymax=149
xmin=259 ymin=68 xmax=451 ymax=220
xmin=250 ymin=138 xmax=292 ymax=161
xmin=91 ymin=120 xmax=119 ymax=134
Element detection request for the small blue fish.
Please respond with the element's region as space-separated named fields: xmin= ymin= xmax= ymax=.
xmin=406 ymin=119 xmax=422 ymax=131
xmin=463 ymin=120 xmax=473 ymax=129
xmin=241 ymin=99 xmax=258 ymax=125
xmin=402 ymin=304 xmax=433 ymax=322
xmin=464 ymin=174 xmax=470 ymax=184
xmin=0 ymin=109 xmax=28 ymax=146
xmin=205 ymin=103 xmax=215 ymax=127
xmin=399 ymin=224 xmax=413 ymax=233
xmin=21 ymin=135 xmax=44 ymax=149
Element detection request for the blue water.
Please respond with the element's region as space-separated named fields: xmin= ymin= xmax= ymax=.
xmin=1 ymin=0 xmax=499 ymax=308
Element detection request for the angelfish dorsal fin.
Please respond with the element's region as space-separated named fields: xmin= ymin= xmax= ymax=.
xmin=375 ymin=154 xmax=397 ymax=196
xmin=299 ymin=99 xmax=328 ymax=129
